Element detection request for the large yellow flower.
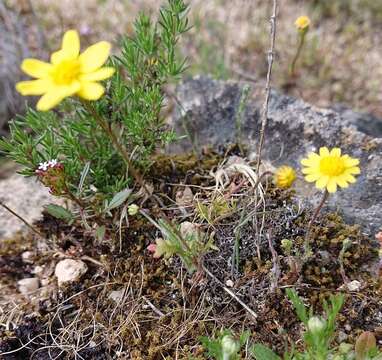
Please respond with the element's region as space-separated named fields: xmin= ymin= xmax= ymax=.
xmin=301 ymin=147 xmax=360 ymax=193
xmin=16 ymin=30 xmax=115 ymax=111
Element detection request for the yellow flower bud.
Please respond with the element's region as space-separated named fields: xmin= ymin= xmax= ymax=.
xmin=274 ymin=166 xmax=296 ymax=189
xmin=295 ymin=16 xmax=311 ymax=32
xmin=128 ymin=204 xmax=139 ymax=216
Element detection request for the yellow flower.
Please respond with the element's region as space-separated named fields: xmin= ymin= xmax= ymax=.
xmin=16 ymin=30 xmax=115 ymax=111
xmin=295 ymin=16 xmax=311 ymax=31
xmin=301 ymin=147 xmax=360 ymax=193
xmin=274 ymin=165 xmax=296 ymax=189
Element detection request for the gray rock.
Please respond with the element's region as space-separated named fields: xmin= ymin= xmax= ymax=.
xmin=0 ymin=173 xmax=60 ymax=240
xmin=171 ymin=76 xmax=382 ymax=235
xmin=0 ymin=2 xmax=47 ymax=133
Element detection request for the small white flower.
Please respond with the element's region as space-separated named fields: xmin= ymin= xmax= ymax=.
xmin=38 ymin=161 xmax=49 ymax=171
xmin=48 ymin=159 xmax=58 ymax=167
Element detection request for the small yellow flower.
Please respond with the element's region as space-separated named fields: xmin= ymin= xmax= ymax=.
xmin=295 ymin=16 xmax=311 ymax=31
xmin=274 ymin=165 xmax=296 ymax=189
xmin=16 ymin=30 xmax=115 ymax=111
xmin=301 ymin=147 xmax=360 ymax=193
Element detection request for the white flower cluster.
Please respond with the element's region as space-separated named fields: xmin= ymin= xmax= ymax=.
xmin=37 ymin=159 xmax=58 ymax=171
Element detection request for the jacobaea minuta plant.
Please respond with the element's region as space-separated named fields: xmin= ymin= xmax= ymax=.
xmin=301 ymin=146 xmax=360 ymax=254
xmin=290 ymin=15 xmax=311 ymax=76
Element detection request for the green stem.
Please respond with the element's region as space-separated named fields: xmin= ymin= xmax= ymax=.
xmin=304 ymin=190 xmax=329 ymax=257
xmin=81 ymin=101 xmax=149 ymax=196
xmin=290 ymin=32 xmax=306 ymax=77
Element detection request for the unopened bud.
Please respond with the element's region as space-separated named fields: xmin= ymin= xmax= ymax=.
xmin=128 ymin=204 xmax=139 ymax=216
xmin=308 ymin=316 xmax=326 ymax=334
xmin=221 ymin=335 xmax=239 ymax=357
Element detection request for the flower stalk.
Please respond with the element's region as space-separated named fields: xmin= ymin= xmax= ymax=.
xmin=290 ymin=16 xmax=311 ymax=77
xmin=290 ymin=31 xmax=306 ymax=77
xmin=304 ymin=189 xmax=328 ymax=256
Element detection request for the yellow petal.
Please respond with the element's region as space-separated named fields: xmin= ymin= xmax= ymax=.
xmin=330 ymin=148 xmax=341 ymax=157
xmin=343 ymin=174 xmax=356 ymax=183
xmin=21 ymin=59 xmax=52 ymax=79
xmin=305 ymin=173 xmax=320 ymax=182
xmin=327 ymin=178 xmax=337 ymax=193
xmin=79 ymin=41 xmax=111 ymax=73
xmin=346 ymin=167 xmax=360 ymax=175
xmin=79 ymin=67 xmax=115 ymax=81
xmin=316 ymin=175 xmax=329 ymax=189
xmin=302 ymin=167 xmax=318 ymax=175
xmin=61 ymin=30 xmax=80 ymax=59
xmin=301 ymin=158 xmax=311 ymax=166
xmin=51 ymin=30 xmax=80 ymax=65
xmin=345 ymin=158 xmax=360 ymax=167
xmin=51 ymin=50 xmax=67 ymax=65
xmin=319 ymin=147 xmax=329 ymax=156
xmin=77 ymin=82 xmax=105 ymax=100
xmin=16 ymin=79 xmax=52 ymax=95
xmin=336 ymin=176 xmax=349 ymax=188
xmin=36 ymin=82 xmax=80 ymax=111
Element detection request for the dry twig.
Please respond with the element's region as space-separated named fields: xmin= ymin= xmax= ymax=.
xmin=255 ymin=0 xmax=278 ymax=173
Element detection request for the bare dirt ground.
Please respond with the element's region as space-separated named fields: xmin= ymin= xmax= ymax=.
xmin=8 ymin=0 xmax=382 ymax=117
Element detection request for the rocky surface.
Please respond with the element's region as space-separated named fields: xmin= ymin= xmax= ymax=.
xmin=0 ymin=173 xmax=59 ymax=239
xmin=0 ymin=1 xmax=46 ymax=134
xmin=171 ymin=76 xmax=382 ymax=236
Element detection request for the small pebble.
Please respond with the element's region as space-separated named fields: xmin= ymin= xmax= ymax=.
xmin=17 ymin=278 xmax=39 ymax=295
xmin=21 ymin=251 xmax=34 ymax=264
xmin=54 ymin=259 xmax=87 ymax=285
xmin=225 ymin=279 xmax=234 ymax=287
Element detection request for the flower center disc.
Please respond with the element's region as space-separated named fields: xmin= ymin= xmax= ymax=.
xmin=319 ymin=156 xmax=345 ymax=176
xmin=52 ymin=60 xmax=80 ymax=85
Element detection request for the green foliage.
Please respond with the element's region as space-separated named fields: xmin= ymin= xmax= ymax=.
xmin=0 ymin=0 xmax=190 ymax=227
xmin=114 ymin=0 xmax=190 ymax=164
xmin=251 ymin=344 xmax=281 ymax=360
xmin=200 ymin=329 xmax=250 ymax=360
xmin=144 ymin=215 xmax=216 ymax=273
xmin=252 ymin=289 xmax=346 ymax=360
xmin=287 ymin=288 xmax=344 ymax=360
xmin=44 ymin=204 xmax=74 ymax=224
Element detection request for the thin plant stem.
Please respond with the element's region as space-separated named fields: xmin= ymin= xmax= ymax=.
xmin=0 ymin=200 xmax=43 ymax=237
xmin=304 ymin=190 xmax=329 ymax=256
xmin=253 ymin=0 xmax=277 ymax=265
xmin=235 ymin=84 xmax=251 ymax=152
xmin=255 ymin=0 xmax=278 ymax=174
xmin=290 ymin=32 xmax=306 ymax=77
